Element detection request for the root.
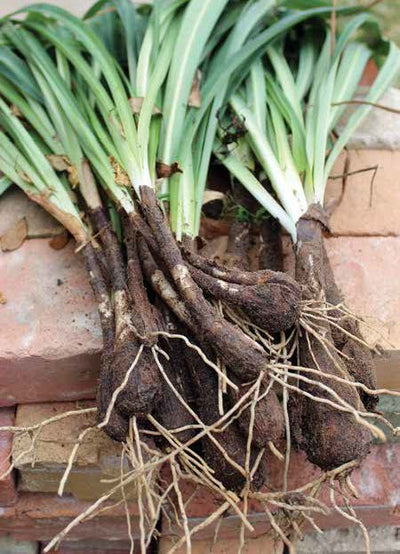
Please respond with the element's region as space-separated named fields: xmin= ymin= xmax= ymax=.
xmin=99 ymin=344 xmax=145 ymax=429
xmin=1 ymin=358 xmax=386 ymax=554
xmin=184 ymin=247 xmax=281 ymax=285
xmin=120 ymin=450 xmax=135 ymax=554
xmin=188 ymin=263 xmax=301 ymax=334
xmin=58 ymin=426 xmax=98 ymax=496
xmin=226 ymin=372 xmax=284 ymax=448
xmin=271 ymin=366 xmax=385 ymax=440
xmin=168 ymin=503 xmax=232 ymax=554
xmin=273 ymin=363 xmax=400 ymax=436
xmin=152 ymin=347 xmax=253 ymax=487
xmin=82 ymin=243 xmax=128 ymax=440
xmin=264 ymin=505 xmax=296 ymax=554
xmin=153 ymin=331 xmax=238 ymax=391
xmin=140 ymin=186 xmax=275 ymax=382
xmin=293 ymin=204 xmax=378 ymax=470
xmin=330 ymin=479 xmax=371 ymax=554
xmin=3 ymin=204 xmax=395 ymax=553
xmin=0 ymin=407 xmax=97 ymax=483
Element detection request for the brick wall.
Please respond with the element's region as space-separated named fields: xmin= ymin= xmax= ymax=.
xmin=0 ymin=0 xmax=147 ymax=17
xmin=0 ymin=1 xmax=97 ymax=17
xmin=1 ymin=88 xmax=400 ymax=552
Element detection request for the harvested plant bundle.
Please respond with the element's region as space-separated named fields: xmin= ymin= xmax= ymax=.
xmin=0 ymin=0 xmax=321 ymax=476
xmin=0 ymin=1 xmax=399 ymax=552
xmin=214 ymin=14 xmax=400 ymax=470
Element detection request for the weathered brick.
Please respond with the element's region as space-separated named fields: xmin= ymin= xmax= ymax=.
xmin=282 ymin=234 xmax=400 ymax=388
xmin=337 ymin=87 xmax=400 ymax=151
xmin=325 ymin=236 xmax=400 ymax=349
xmin=0 ymin=408 xmax=17 ymax=506
xmin=161 ymin=443 xmax=399 ymax=542
xmin=298 ymin=525 xmax=400 ymax=553
xmin=41 ymin=539 xmax=134 ymax=553
xmin=377 ymin=395 xmax=400 ymax=441
xmin=0 ymin=493 xmax=139 ymax=542
xmin=159 ymin=536 xmax=280 ymax=554
xmin=326 ymin=150 xmax=400 ymax=236
xmin=0 ymin=187 xmax=63 ymax=239
xmin=12 ymin=402 xmax=134 ymax=502
xmin=162 ymin=506 xmax=400 ymax=545
xmin=161 ymin=524 xmax=400 ymax=554
xmin=0 ymin=536 xmax=38 ymax=554
xmin=0 ymin=239 xmax=101 ymax=406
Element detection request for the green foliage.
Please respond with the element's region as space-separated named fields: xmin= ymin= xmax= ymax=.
xmin=0 ymin=0 xmax=398 ymax=245
xmin=215 ymin=10 xmax=400 ymax=241
xmin=0 ymin=175 xmax=12 ymax=196
xmin=235 ymin=204 xmax=269 ymax=225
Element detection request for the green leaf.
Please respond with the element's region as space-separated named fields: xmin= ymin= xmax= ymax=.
xmin=0 ymin=44 xmax=42 ymax=102
xmin=281 ymin=0 xmax=330 ymax=8
xmin=19 ymin=4 xmax=138 ymax=161
xmin=295 ymin=31 xmax=316 ymax=99
xmin=326 ymin=41 xmax=400 ymax=182
xmin=160 ymin=0 xmax=230 ymax=165
xmin=109 ymin=0 xmax=144 ymax=88
xmin=216 ymin=144 xmax=296 ymax=239
xmin=0 ymin=174 xmax=12 ymax=196
xmin=190 ymin=0 xmax=276 ymax=234
xmin=264 ymin=73 xmax=307 ymax=173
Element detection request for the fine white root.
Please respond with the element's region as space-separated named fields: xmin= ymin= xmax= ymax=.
xmin=2 ymin=308 xmax=394 ymax=554
xmin=166 ymin=501 xmax=231 ymax=554
xmin=0 ymin=408 xmax=97 ymax=434
xmin=171 ymin=460 xmax=192 ymax=554
xmin=58 ymin=426 xmax=98 ymax=496
xmin=281 ymin=341 xmax=291 ymax=492
xmin=98 ymin=344 xmax=145 ymax=429
xmin=264 ymin=505 xmax=296 ymax=554
xmin=120 ymin=450 xmax=135 ymax=554
xmin=0 ymin=408 xmax=97 ymax=482
xmin=330 ymin=478 xmax=371 ymax=554
xmin=269 ymin=367 xmax=387 ymax=441
xmin=268 ymin=441 xmax=285 ymax=462
xmin=302 ymin=300 xmax=394 ymax=349
xmin=152 ymin=331 xmax=238 ymax=391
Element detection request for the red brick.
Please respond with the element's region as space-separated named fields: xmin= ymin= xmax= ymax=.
xmin=159 ymin=536 xmax=280 ymax=553
xmin=162 ymin=443 xmax=399 ymax=542
xmin=162 ymin=505 xmax=400 ymax=545
xmin=0 ymin=239 xmax=101 ymax=406
xmin=13 ymin=402 xmax=134 ymax=502
xmin=0 ymin=408 xmax=17 ymax=506
xmin=326 ymin=236 xmax=400 ymax=349
xmin=338 ymin=88 xmax=400 ymax=152
xmin=283 ymin=233 xmax=400 ymax=348
xmin=359 ymin=59 xmax=378 ymax=86
xmin=0 ymin=187 xmax=63 ymax=239
xmin=41 ymin=540 xmax=134 ymax=553
xmin=326 ymin=150 xmax=400 ymax=237
xmin=0 ymin=493 xmax=139 ymax=542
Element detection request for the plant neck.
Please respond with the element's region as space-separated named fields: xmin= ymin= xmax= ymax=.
xmin=295 ymin=203 xmax=329 ymax=296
